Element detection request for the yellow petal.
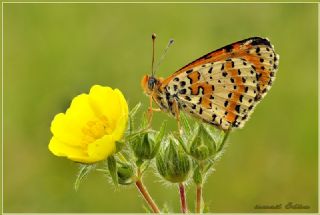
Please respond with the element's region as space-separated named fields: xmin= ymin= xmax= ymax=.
xmin=87 ymin=135 xmax=115 ymax=161
xmin=88 ymin=85 xmax=122 ymax=125
xmin=50 ymin=113 xmax=83 ymax=146
xmin=112 ymin=89 xmax=128 ymax=141
xmin=65 ymin=94 xmax=97 ymax=128
xmin=49 ymin=137 xmax=99 ymax=163
xmin=113 ymin=114 xmax=127 ymax=141
xmin=49 ymin=137 xmax=86 ymax=158
xmin=114 ymin=88 xmax=129 ymax=117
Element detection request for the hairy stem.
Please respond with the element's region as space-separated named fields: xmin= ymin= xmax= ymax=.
xmin=196 ymin=184 xmax=202 ymax=213
xmin=179 ymin=183 xmax=188 ymax=213
xmin=135 ymin=179 xmax=160 ymax=213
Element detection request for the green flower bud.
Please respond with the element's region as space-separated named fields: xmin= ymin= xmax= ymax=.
xmin=132 ymin=133 xmax=156 ymax=160
xmin=117 ymin=163 xmax=135 ymax=185
xmin=131 ymin=123 xmax=166 ymax=161
xmin=189 ymin=124 xmax=216 ymax=161
xmin=156 ymin=137 xmax=191 ymax=183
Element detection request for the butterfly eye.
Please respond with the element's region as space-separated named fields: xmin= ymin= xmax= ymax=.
xmin=148 ymin=77 xmax=156 ymax=90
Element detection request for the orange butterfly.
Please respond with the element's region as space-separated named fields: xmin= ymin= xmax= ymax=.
xmin=141 ymin=35 xmax=279 ymax=131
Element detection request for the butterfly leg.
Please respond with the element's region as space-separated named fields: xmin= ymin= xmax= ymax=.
xmin=147 ymin=95 xmax=161 ymax=127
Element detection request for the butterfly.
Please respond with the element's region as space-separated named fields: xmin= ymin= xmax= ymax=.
xmin=141 ymin=36 xmax=279 ymax=131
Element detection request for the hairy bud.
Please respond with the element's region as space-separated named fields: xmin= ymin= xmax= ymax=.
xmin=156 ymin=137 xmax=191 ymax=183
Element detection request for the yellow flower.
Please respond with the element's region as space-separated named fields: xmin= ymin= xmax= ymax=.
xmin=48 ymin=85 xmax=128 ymax=163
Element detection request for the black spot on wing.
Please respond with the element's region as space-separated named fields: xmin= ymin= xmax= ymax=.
xmin=179 ymin=89 xmax=187 ymax=94
xmin=250 ymin=37 xmax=271 ymax=47
xmin=212 ymin=114 xmax=217 ymax=122
xmin=224 ymin=44 xmax=233 ymax=52
xmin=235 ymin=105 xmax=240 ymax=113
xmin=239 ymin=95 xmax=243 ymax=102
xmin=180 ymin=81 xmax=186 ymax=87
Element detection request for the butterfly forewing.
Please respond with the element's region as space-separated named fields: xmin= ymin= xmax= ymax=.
xmin=162 ymin=37 xmax=279 ymax=130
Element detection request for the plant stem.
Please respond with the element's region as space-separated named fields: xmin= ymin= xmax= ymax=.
xmin=135 ymin=179 xmax=160 ymax=213
xmin=179 ymin=183 xmax=188 ymax=213
xmin=196 ymin=184 xmax=202 ymax=213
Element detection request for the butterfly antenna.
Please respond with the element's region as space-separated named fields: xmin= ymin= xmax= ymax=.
xmin=154 ymin=38 xmax=174 ymax=74
xmin=151 ymin=33 xmax=156 ymax=77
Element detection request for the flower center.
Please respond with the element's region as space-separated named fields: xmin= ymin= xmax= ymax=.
xmin=81 ymin=115 xmax=113 ymax=143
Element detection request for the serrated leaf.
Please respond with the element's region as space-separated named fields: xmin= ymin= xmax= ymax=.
xmin=74 ymin=164 xmax=96 ymax=191
xmin=107 ymin=156 xmax=118 ymax=186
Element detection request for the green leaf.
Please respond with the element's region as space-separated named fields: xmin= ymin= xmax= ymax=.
xmin=107 ymin=156 xmax=118 ymax=186
xmin=151 ymin=121 xmax=167 ymax=158
xmin=140 ymin=160 xmax=151 ymax=175
xmin=203 ymin=124 xmax=218 ymax=145
xmin=177 ymin=135 xmax=189 ymax=154
xmin=203 ymin=159 xmax=214 ymax=173
xmin=74 ymin=164 xmax=96 ymax=191
xmin=129 ymin=102 xmax=142 ymax=117
xmin=136 ymin=158 xmax=144 ymax=167
xmin=115 ymin=140 xmax=125 ymax=153
xmin=125 ymin=128 xmax=149 ymax=142
xmin=155 ymin=121 xmax=167 ymax=143
xmin=96 ymin=168 xmax=108 ymax=173
xmin=193 ymin=165 xmax=203 ymax=185
xmin=129 ymin=103 xmax=142 ymax=133
xmin=217 ymin=130 xmax=230 ymax=152
xmin=187 ymin=124 xmax=200 ymax=148
xmin=180 ymin=112 xmax=192 ymax=137
xmin=141 ymin=112 xmax=149 ymax=129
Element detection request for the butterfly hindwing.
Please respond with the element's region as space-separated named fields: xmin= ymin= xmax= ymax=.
xmin=166 ymin=58 xmax=261 ymax=129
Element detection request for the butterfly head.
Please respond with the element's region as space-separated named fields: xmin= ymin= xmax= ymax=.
xmin=141 ymin=75 xmax=160 ymax=95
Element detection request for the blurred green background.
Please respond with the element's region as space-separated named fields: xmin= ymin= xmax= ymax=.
xmin=4 ymin=3 xmax=318 ymax=213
